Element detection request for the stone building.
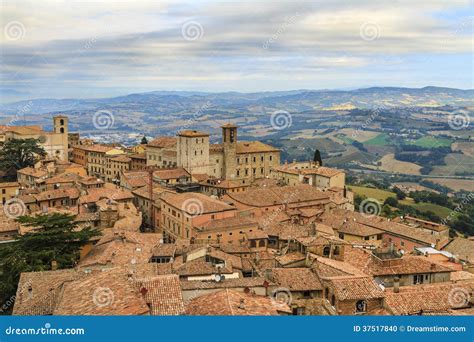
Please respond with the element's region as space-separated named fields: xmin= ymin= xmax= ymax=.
xmin=146 ymin=124 xmax=280 ymax=181
xmin=0 ymin=116 xmax=69 ymax=160
xmin=176 ymin=130 xmax=210 ymax=174
xmin=146 ymin=136 xmax=177 ymax=168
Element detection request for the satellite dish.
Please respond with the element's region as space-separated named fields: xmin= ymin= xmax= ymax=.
xmin=38 ymin=135 xmax=47 ymax=143
xmin=214 ymin=274 xmax=222 ymax=282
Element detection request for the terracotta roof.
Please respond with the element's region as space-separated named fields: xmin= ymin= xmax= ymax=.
xmin=385 ymin=282 xmax=474 ymax=315
xmin=13 ymin=269 xmax=84 ymax=315
xmin=236 ymin=141 xmax=279 ymax=154
xmin=79 ymin=177 xmax=105 ymax=186
xmin=178 ymin=130 xmax=209 ymax=138
xmin=80 ymin=185 xmax=134 ymax=203
xmin=328 ymin=276 xmax=385 ymax=301
xmin=180 ymin=277 xmax=270 ymax=290
xmin=273 ymin=162 xmax=342 ymax=177
xmin=161 ymin=192 xmax=235 ymax=215
xmin=153 ymin=167 xmax=190 ymax=180
xmin=174 ymin=258 xmax=233 ymax=277
xmin=79 ymin=230 xmax=162 ymax=268
xmin=133 ymin=274 xmax=185 ymax=315
xmin=195 ymin=216 xmax=257 ymax=232
xmin=17 ymin=167 xmax=48 ymax=178
xmin=271 ymin=268 xmax=322 ymax=291
xmin=276 ymin=252 xmax=306 ymax=266
xmin=34 ymin=187 xmax=80 ymax=202
xmin=311 ymin=255 xmax=368 ymax=278
xmin=443 ymin=238 xmax=474 ymax=264
xmin=132 ymin=184 xmax=174 ymax=201
xmin=337 ymin=220 xmax=383 ymax=237
xmin=262 ymin=222 xmax=312 ymax=240
xmin=152 ymin=243 xmax=177 ymax=257
xmin=319 ymin=208 xmax=439 ymax=246
xmin=344 ymin=247 xmax=454 ymax=276
xmin=82 ymin=145 xmax=114 ymax=153
xmin=44 ymin=173 xmax=80 ymax=185
xmin=53 ymin=268 xmax=150 ymax=315
xmin=225 ymin=184 xmax=329 ymax=208
xmin=185 ymin=289 xmax=290 ymax=315
xmin=147 ymin=136 xmax=177 ymax=148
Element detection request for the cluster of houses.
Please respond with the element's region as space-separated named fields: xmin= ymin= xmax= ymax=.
xmin=1 ymin=115 xmax=473 ymax=316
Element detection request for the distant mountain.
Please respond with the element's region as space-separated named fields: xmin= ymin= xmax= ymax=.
xmin=0 ymin=86 xmax=472 ymax=136
xmin=1 ymin=86 xmax=472 ymax=115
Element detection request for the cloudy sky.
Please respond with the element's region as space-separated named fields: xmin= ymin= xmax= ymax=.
xmin=0 ymin=0 xmax=472 ymax=101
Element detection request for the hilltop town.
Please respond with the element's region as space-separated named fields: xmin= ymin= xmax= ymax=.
xmin=0 ymin=116 xmax=473 ymax=316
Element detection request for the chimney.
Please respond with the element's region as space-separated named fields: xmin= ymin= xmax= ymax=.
xmin=393 ymin=276 xmax=400 ymax=293
xmin=51 ymin=260 xmax=58 ymax=271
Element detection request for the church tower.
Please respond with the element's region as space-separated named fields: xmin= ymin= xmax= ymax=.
xmin=222 ymin=123 xmax=237 ymax=179
xmin=53 ymin=115 xmax=69 ymax=160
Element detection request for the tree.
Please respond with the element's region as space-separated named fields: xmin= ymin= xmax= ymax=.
xmin=140 ymin=135 xmax=148 ymax=145
xmin=0 ymin=213 xmax=101 ymax=313
xmin=313 ymin=149 xmax=323 ymax=166
xmin=0 ymin=138 xmax=47 ymax=171
xmin=392 ymin=187 xmax=406 ymax=200
xmin=384 ymin=197 xmax=399 ymax=207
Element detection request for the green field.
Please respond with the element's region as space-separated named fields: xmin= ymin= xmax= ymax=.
xmin=348 ymin=185 xmax=395 ymax=202
xmin=399 ymin=199 xmax=453 ymax=218
xmin=410 ymin=136 xmax=452 ymax=148
xmin=338 ymin=135 xmax=355 ymax=144
xmin=350 ymin=185 xmax=454 ymax=218
xmin=364 ymin=133 xmax=391 ymax=146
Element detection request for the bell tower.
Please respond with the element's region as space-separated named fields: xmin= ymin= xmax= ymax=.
xmin=53 ymin=115 xmax=69 ymax=160
xmin=222 ymin=123 xmax=237 ymax=179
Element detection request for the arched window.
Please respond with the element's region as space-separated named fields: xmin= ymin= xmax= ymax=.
xmin=60 ymin=127 xmax=64 ymax=133
xmin=323 ymin=246 xmax=330 ymax=256
xmin=331 ymin=295 xmax=336 ymax=307
xmin=258 ymin=240 xmax=265 ymax=247
xmin=333 ymin=246 xmax=340 ymax=255
xmin=356 ymin=300 xmax=367 ymax=313
xmin=60 ymin=119 xmax=64 ymax=125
